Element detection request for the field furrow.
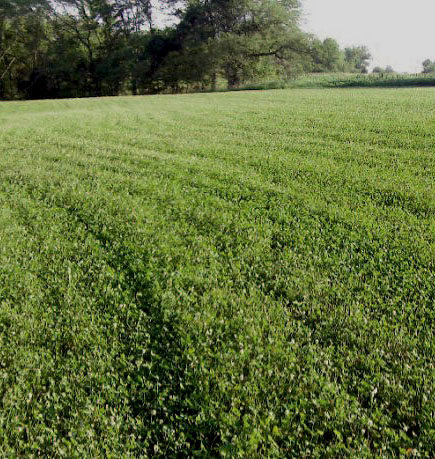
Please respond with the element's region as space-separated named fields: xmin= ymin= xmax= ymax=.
xmin=1 ymin=88 xmax=435 ymax=457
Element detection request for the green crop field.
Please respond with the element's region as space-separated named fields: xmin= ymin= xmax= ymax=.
xmin=1 ymin=88 xmax=434 ymax=457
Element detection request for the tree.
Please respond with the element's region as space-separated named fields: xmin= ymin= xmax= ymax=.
xmin=50 ymin=0 xmax=126 ymax=96
xmin=344 ymin=45 xmax=371 ymax=73
xmin=0 ymin=0 xmax=51 ymax=98
xmin=0 ymin=0 xmax=373 ymax=99
xmin=160 ymin=0 xmax=304 ymax=88
xmin=309 ymin=37 xmax=342 ymax=72
xmin=372 ymin=65 xmax=394 ymax=75
xmin=319 ymin=38 xmax=341 ymax=71
xmin=422 ymin=59 xmax=435 ymax=74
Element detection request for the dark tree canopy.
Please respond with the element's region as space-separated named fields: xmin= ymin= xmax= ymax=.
xmin=0 ymin=0 xmax=372 ymax=99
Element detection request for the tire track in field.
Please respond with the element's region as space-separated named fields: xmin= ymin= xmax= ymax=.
xmin=0 ymin=182 xmax=216 ymax=455
xmin=27 ymin=129 xmax=435 ymax=221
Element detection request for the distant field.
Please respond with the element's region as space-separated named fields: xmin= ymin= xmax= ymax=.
xmin=234 ymin=72 xmax=435 ymax=91
xmin=1 ymin=89 xmax=435 ymax=457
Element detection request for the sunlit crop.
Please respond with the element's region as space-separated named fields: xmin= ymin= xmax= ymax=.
xmin=1 ymin=88 xmax=434 ymax=457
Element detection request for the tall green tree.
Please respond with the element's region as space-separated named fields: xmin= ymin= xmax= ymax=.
xmin=0 ymin=0 xmax=374 ymax=99
xmin=308 ymin=37 xmax=342 ymax=72
xmin=422 ymin=59 xmax=435 ymax=74
xmin=159 ymin=0 xmax=304 ymax=88
xmin=344 ymin=45 xmax=371 ymax=73
xmin=0 ymin=0 xmax=52 ymax=98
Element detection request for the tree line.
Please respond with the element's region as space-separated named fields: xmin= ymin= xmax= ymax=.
xmin=1 ymin=0 xmax=373 ymax=100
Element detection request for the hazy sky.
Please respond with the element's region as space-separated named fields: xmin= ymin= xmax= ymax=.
xmin=301 ymin=0 xmax=435 ymax=73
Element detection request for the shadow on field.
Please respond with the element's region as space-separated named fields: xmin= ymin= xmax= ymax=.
xmin=4 ymin=175 xmax=218 ymax=456
xmin=62 ymin=203 xmax=218 ymax=455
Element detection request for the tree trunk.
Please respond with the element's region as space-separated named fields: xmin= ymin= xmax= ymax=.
xmin=225 ymin=64 xmax=240 ymax=89
xmin=211 ymin=71 xmax=217 ymax=91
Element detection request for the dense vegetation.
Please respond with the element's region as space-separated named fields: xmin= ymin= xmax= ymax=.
xmin=239 ymin=72 xmax=435 ymax=91
xmin=0 ymin=0 xmax=374 ymax=99
xmin=1 ymin=88 xmax=435 ymax=456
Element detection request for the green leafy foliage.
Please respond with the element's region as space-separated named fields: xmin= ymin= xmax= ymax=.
xmin=281 ymin=73 xmax=435 ymax=90
xmin=422 ymin=59 xmax=435 ymax=74
xmin=0 ymin=0 xmax=374 ymax=99
xmin=1 ymin=88 xmax=435 ymax=456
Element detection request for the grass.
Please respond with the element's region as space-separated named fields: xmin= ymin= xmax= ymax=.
xmin=1 ymin=88 xmax=435 ymax=457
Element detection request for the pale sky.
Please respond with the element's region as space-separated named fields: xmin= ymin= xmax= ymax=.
xmin=301 ymin=0 xmax=435 ymax=73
